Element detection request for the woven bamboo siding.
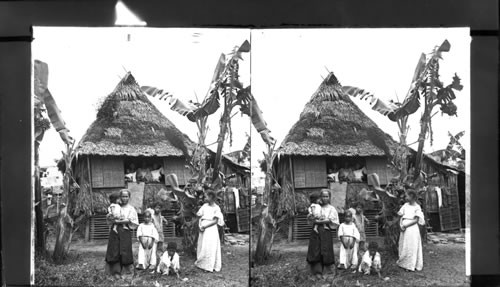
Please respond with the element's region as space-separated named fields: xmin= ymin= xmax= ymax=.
xmin=420 ymin=160 xmax=461 ymax=232
xmin=439 ymin=175 xmax=461 ymax=231
xmin=236 ymin=208 xmax=250 ymax=233
xmin=293 ymin=157 xmax=306 ymax=188
xmin=291 ymin=211 xmax=380 ymax=241
xmin=89 ymin=210 xmax=178 ymax=241
xmin=365 ymin=157 xmax=390 ymax=185
xmin=293 ymin=157 xmax=327 ymax=188
xmin=363 ymin=210 xmax=380 ymax=238
xmin=163 ymin=157 xmax=188 ymax=186
xmin=90 ymin=156 xmax=125 ymax=188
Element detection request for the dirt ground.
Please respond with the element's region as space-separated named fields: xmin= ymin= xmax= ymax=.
xmin=35 ymin=238 xmax=249 ymax=287
xmin=251 ymin=240 xmax=469 ymax=287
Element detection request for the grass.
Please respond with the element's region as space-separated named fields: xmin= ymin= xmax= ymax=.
xmin=251 ymin=239 xmax=469 ymax=287
xmin=35 ymin=238 xmax=249 ymax=287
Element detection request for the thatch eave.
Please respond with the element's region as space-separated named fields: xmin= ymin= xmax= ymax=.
xmin=76 ymin=141 xmax=186 ymax=157
xmin=278 ymin=141 xmax=387 ymax=157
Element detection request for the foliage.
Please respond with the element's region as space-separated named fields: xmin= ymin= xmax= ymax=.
xmin=209 ymin=41 xmax=251 ymax=183
xmin=142 ymin=41 xmax=250 ymax=256
xmin=345 ymin=40 xmax=463 ymax=255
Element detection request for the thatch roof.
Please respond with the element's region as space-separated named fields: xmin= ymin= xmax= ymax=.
xmin=76 ymin=72 xmax=194 ymax=157
xmin=278 ymin=72 xmax=396 ymax=157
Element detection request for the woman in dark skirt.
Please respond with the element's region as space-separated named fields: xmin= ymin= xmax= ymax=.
xmin=105 ymin=189 xmax=139 ymax=279
xmin=306 ymin=189 xmax=340 ymax=279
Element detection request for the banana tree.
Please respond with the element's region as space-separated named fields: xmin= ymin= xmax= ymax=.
xmin=342 ymin=40 xmax=463 ymax=252
xmin=142 ymin=40 xmax=251 ymax=255
xmin=34 ymin=60 xmax=76 ymax=262
xmin=34 ymin=96 xmax=51 ymax=252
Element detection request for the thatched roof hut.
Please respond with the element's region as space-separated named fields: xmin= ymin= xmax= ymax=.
xmin=275 ymin=72 xmax=463 ymax=241
xmin=279 ymin=72 xmax=396 ymax=157
xmin=73 ymin=72 xmax=196 ymax=241
xmin=76 ymin=72 xmax=194 ymax=157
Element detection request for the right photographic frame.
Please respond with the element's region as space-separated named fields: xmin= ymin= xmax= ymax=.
xmin=250 ymin=28 xmax=470 ymax=287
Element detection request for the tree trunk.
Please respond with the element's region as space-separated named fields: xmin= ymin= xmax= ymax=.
xmin=414 ymin=111 xmax=431 ymax=178
xmin=197 ymin=117 xmax=208 ymax=182
xmin=254 ymin=206 xmax=277 ymax=265
xmin=52 ymin=205 xmax=74 ymax=263
xmin=211 ymin=109 xmax=229 ymax=183
xmin=52 ymin=145 xmax=74 ymax=263
xmin=397 ymin=117 xmax=409 ymax=182
xmin=413 ymin=110 xmax=432 ymax=243
xmin=34 ymin=140 xmax=45 ymax=251
xmin=253 ymin=145 xmax=276 ymax=264
xmin=182 ymin=217 xmax=199 ymax=257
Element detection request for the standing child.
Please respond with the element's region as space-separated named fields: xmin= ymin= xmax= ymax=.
xmin=145 ymin=203 xmax=167 ymax=253
xmin=157 ymin=242 xmax=180 ymax=278
xmin=349 ymin=202 xmax=370 ymax=252
xmin=136 ymin=210 xmax=159 ymax=270
xmin=358 ymin=241 xmax=382 ymax=278
xmin=338 ymin=210 xmax=360 ymax=270
xmin=308 ymin=193 xmax=323 ymax=233
xmin=107 ymin=193 xmax=123 ymax=234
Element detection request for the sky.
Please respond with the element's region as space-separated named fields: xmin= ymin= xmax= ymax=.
xmin=250 ymin=28 xmax=471 ymax=170
xmin=33 ymin=27 xmax=251 ymax=167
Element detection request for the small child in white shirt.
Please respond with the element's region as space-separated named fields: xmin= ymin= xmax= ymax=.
xmin=107 ymin=193 xmax=123 ymax=233
xmin=358 ymin=241 xmax=382 ymax=278
xmin=157 ymin=242 xmax=180 ymax=278
xmin=308 ymin=193 xmax=323 ymax=233
xmin=136 ymin=210 xmax=160 ymax=270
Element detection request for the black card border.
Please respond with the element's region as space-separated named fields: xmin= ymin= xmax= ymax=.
xmin=0 ymin=1 xmax=498 ymax=286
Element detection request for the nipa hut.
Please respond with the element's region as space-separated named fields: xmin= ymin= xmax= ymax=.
xmin=412 ymin=151 xmax=464 ymax=232
xmin=212 ymin=150 xmax=251 ymax=233
xmin=274 ymin=72 xmax=462 ymax=242
xmin=73 ymin=72 xmax=195 ymax=241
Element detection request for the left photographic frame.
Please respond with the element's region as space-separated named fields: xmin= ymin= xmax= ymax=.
xmin=32 ymin=27 xmax=251 ymax=287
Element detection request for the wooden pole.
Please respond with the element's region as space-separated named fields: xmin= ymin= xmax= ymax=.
xmin=288 ymin=156 xmax=295 ymax=242
xmin=86 ymin=156 xmax=93 ymax=214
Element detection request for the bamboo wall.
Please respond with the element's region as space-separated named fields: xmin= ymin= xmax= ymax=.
xmin=276 ymin=155 xmax=384 ymax=242
xmin=91 ymin=156 xmax=125 ymax=188
xmin=422 ymin=159 xmax=461 ymax=232
xmin=87 ymin=210 xmax=177 ymax=241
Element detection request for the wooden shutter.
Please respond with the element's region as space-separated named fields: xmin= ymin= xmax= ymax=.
xmin=365 ymin=157 xmax=390 ymax=185
xmin=293 ymin=157 xmax=326 ymax=188
xmin=90 ymin=157 xmax=124 ymax=188
xmin=163 ymin=157 xmax=188 ymax=186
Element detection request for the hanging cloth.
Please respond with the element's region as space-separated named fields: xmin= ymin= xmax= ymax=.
xmin=435 ymin=186 xmax=442 ymax=208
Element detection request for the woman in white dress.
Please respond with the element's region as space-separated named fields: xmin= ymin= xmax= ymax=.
xmin=397 ymin=189 xmax=425 ymax=271
xmin=195 ymin=190 xmax=224 ymax=272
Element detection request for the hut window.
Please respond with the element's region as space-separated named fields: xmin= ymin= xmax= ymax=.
xmin=124 ymin=157 xmax=165 ymax=183
xmin=365 ymin=157 xmax=391 ymax=185
xmin=326 ymin=157 xmax=367 ymax=183
xmin=293 ymin=157 xmax=327 ymax=188
xmin=163 ymin=157 xmax=188 ymax=186
xmin=90 ymin=157 xmax=125 ymax=188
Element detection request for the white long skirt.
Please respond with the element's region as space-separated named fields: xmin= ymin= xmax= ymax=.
xmin=397 ymin=220 xmax=423 ymax=271
xmin=338 ymin=240 xmax=359 ymax=268
xmin=137 ymin=241 xmax=157 ymax=268
xmin=195 ymin=224 xmax=222 ymax=272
